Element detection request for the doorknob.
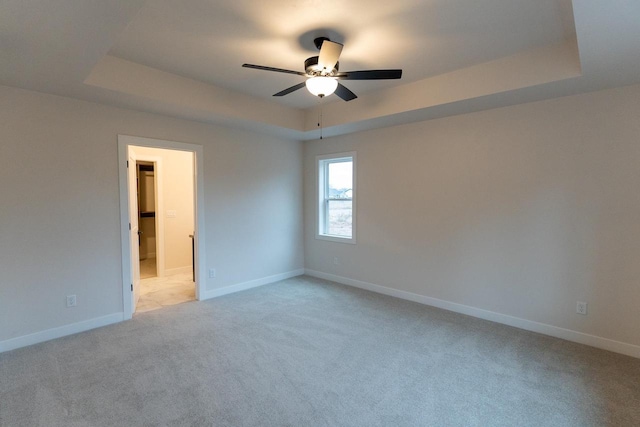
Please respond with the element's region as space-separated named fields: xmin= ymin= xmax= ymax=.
xmin=138 ymin=230 xmax=143 ymax=235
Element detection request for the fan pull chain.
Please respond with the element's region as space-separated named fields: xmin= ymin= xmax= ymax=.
xmin=318 ymin=104 xmax=323 ymax=140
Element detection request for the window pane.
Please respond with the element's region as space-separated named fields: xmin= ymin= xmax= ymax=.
xmin=327 ymin=200 xmax=352 ymax=237
xmin=328 ymin=161 xmax=352 ymax=199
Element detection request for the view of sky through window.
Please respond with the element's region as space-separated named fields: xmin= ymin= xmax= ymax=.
xmin=328 ymin=161 xmax=352 ymax=195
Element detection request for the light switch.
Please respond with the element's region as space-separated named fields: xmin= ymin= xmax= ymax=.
xmin=166 ymin=210 xmax=177 ymax=218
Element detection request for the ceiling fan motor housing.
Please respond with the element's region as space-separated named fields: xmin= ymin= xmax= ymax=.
xmin=313 ymin=36 xmax=331 ymax=50
xmin=305 ymin=56 xmax=339 ymax=76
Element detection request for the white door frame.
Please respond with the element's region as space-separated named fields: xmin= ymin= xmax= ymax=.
xmin=127 ymin=149 xmax=141 ymax=312
xmin=118 ymin=135 xmax=206 ymax=319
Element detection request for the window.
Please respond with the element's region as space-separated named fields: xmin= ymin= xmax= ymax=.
xmin=317 ymin=152 xmax=356 ymax=243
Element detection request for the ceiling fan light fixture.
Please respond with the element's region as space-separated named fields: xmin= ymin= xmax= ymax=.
xmin=305 ymin=76 xmax=338 ymax=97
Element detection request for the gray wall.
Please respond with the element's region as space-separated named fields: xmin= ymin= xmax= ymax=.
xmin=0 ymin=85 xmax=304 ymax=342
xmin=3 ymin=81 xmax=640 ymax=352
xmin=304 ymin=84 xmax=640 ymax=348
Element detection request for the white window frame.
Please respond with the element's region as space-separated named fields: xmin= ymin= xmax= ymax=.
xmin=316 ymin=152 xmax=357 ymax=244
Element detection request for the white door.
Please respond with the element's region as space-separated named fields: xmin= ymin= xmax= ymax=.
xmin=128 ymin=150 xmax=141 ymax=311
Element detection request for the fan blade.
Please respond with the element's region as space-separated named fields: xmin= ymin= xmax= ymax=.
xmin=334 ymin=83 xmax=357 ymax=101
xmin=273 ymin=82 xmax=307 ymax=97
xmin=336 ymin=69 xmax=402 ymax=80
xmin=242 ymin=63 xmax=306 ymax=76
xmin=318 ymin=41 xmax=343 ymax=71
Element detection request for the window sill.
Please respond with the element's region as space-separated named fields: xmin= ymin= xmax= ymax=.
xmin=316 ymin=234 xmax=357 ymax=245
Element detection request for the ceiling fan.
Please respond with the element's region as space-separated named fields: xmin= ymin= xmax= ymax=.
xmin=242 ymin=37 xmax=402 ymax=101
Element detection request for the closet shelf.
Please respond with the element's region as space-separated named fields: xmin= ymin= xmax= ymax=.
xmin=140 ymin=211 xmax=156 ymax=218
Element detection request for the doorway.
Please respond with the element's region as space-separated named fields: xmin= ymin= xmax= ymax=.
xmin=118 ymin=135 xmax=206 ymax=320
xmin=134 ymin=150 xmax=196 ymax=313
xmin=137 ymin=161 xmax=157 ymax=280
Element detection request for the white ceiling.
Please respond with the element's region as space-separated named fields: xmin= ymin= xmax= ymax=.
xmin=108 ymin=0 xmax=575 ymax=109
xmin=1 ymin=0 xmax=640 ymax=140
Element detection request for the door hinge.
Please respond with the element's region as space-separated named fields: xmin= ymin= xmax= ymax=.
xmin=131 ymin=284 xmax=133 ymax=291
xmin=127 ymin=160 xmax=129 ymax=168
xmin=129 ymin=223 xmax=131 ymax=230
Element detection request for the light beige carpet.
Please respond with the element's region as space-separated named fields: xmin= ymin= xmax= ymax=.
xmin=1 ymin=275 xmax=639 ymax=426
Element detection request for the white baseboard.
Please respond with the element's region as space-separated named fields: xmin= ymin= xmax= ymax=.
xmin=0 ymin=269 xmax=305 ymax=353
xmin=0 ymin=312 xmax=124 ymax=353
xmin=305 ymin=269 xmax=640 ymax=359
xmin=164 ymin=266 xmax=192 ymax=276
xmin=203 ymin=269 xmax=305 ymax=299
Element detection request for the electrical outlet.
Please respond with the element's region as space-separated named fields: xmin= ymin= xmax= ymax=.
xmin=333 ymin=256 xmax=340 ymax=266
xmin=577 ymin=301 xmax=588 ymax=315
xmin=208 ymin=268 xmax=216 ymax=279
xmin=66 ymin=295 xmax=77 ymax=307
